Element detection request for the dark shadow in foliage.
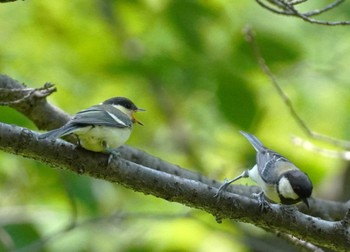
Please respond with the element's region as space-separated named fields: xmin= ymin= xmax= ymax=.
xmin=217 ymin=73 xmax=258 ymax=129
xmin=165 ymin=1 xmax=217 ymax=52
xmin=3 ymin=222 xmax=45 ymax=252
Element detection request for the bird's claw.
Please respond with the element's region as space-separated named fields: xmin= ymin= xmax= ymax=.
xmin=214 ymin=179 xmax=231 ymax=200
xmin=107 ymin=150 xmax=120 ymax=165
xmin=252 ymin=192 xmax=270 ymax=212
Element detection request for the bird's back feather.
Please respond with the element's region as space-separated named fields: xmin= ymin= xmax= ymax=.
xmin=40 ymin=105 xmax=133 ymax=140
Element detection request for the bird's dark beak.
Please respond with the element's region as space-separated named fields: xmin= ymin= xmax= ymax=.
xmin=302 ymin=198 xmax=310 ymax=208
xmin=132 ymin=108 xmax=145 ymax=125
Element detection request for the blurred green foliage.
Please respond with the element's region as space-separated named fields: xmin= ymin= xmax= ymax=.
xmin=1 ymin=0 xmax=350 ymax=251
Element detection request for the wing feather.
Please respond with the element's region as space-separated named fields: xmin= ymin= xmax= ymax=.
xmin=72 ymin=105 xmax=132 ymax=128
xmin=40 ymin=105 xmax=132 ymax=140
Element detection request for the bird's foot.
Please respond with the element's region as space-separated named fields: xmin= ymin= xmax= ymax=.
xmin=106 ymin=149 xmax=120 ymax=165
xmin=252 ymin=192 xmax=271 ymax=212
xmin=214 ymin=179 xmax=232 ymax=200
xmin=280 ymin=204 xmax=297 ymax=215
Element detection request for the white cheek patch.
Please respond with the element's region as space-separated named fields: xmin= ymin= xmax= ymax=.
xmin=107 ymin=111 xmax=128 ymax=126
xmin=278 ymin=176 xmax=299 ymax=200
xmin=113 ymin=105 xmax=132 ymax=117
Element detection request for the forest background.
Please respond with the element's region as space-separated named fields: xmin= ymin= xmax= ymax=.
xmin=1 ymin=1 xmax=350 ymax=251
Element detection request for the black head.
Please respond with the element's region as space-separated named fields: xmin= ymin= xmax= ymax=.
xmin=102 ymin=97 xmax=145 ymax=125
xmin=102 ymin=97 xmax=139 ymax=111
xmin=283 ymin=170 xmax=313 ymax=207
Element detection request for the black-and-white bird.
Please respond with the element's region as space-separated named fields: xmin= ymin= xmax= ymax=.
xmin=40 ymin=97 xmax=144 ymax=157
xmin=216 ymin=131 xmax=313 ymax=208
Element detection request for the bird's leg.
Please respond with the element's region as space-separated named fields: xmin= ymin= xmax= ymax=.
xmin=252 ymin=191 xmax=271 ymax=212
xmin=73 ymin=135 xmax=83 ymax=149
xmin=214 ymin=170 xmax=249 ymax=200
xmin=102 ymin=141 xmax=120 ymax=165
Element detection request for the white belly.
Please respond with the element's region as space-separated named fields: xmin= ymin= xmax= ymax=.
xmin=74 ymin=126 xmax=132 ymax=152
xmin=248 ymin=165 xmax=280 ymax=203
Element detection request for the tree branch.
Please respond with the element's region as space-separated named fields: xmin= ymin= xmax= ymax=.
xmin=0 ymin=0 xmax=22 ymax=3
xmin=256 ymin=0 xmax=350 ymax=26
xmin=0 ymin=75 xmax=70 ymax=130
xmin=1 ymin=76 xmax=350 ymax=250
xmin=0 ymin=122 xmax=349 ymax=250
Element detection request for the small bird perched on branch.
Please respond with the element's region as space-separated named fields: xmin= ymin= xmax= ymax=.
xmin=215 ymin=131 xmax=313 ymax=209
xmin=39 ymin=97 xmax=144 ymax=162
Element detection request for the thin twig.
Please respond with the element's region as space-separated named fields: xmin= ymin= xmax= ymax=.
xmin=256 ymin=0 xmax=350 ymax=26
xmin=285 ymin=3 xmax=350 ymax=25
xmin=292 ymin=136 xmax=350 ymax=160
xmin=244 ymin=26 xmax=350 ymax=149
xmin=302 ymin=0 xmax=345 ymax=17
xmin=256 ymin=0 xmax=289 ymax=15
xmin=0 ymin=83 xmax=56 ymax=106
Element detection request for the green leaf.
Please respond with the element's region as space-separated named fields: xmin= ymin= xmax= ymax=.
xmin=166 ymin=1 xmax=216 ymax=52
xmin=4 ymin=222 xmax=43 ymax=251
xmin=217 ymin=73 xmax=258 ymax=129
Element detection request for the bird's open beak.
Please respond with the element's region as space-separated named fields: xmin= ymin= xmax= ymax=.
xmin=132 ymin=108 xmax=145 ymax=125
xmin=302 ymin=198 xmax=310 ymax=208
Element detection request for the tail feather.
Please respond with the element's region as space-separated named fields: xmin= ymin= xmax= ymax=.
xmin=239 ymin=130 xmax=265 ymax=152
xmin=39 ymin=125 xmax=77 ymax=140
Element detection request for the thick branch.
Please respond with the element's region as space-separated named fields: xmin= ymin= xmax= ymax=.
xmin=0 ymin=75 xmax=70 ymax=130
xmin=1 ymin=76 xmax=350 ymax=250
xmin=0 ymin=75 xmax=347 ymax=220
xmin=0 ymin=122 xmax=349 ymax=250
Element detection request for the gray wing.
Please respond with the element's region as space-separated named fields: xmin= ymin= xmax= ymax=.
xmin=257 ymin=149 xmax=291 ymax=184
xmin=40 ymin=105 xmax=132 ymax=139
xmin=240 ymin=131 xmax=294 ymax=184
xmin=72 ymin=105 xmax=132 ymax=128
